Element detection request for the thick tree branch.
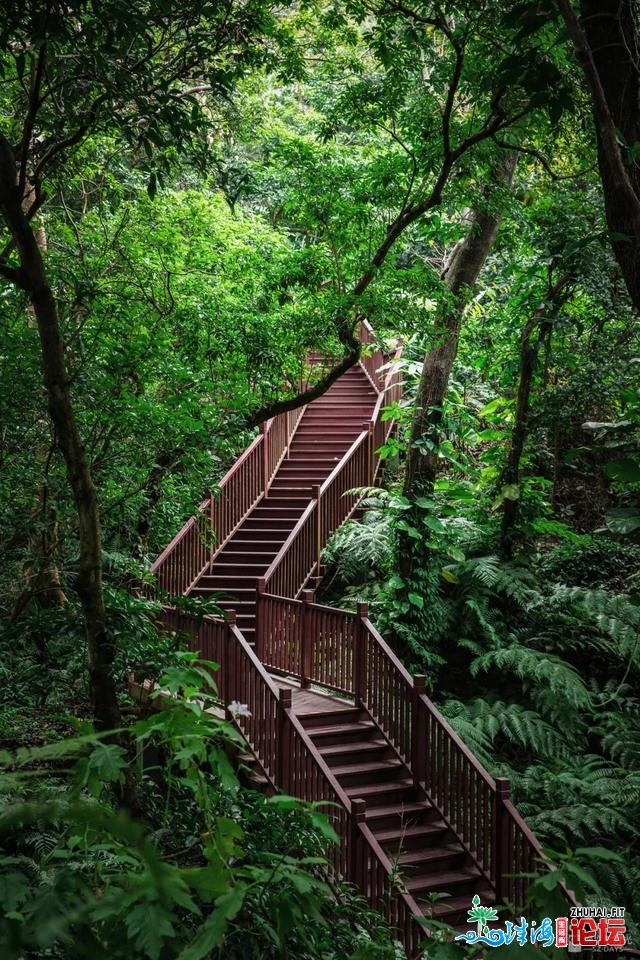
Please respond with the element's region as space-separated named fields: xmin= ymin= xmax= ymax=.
xmin=557 ymin=0 xmax=640 ymax=218
xmin=0 ymin=259 xmax=28 ymax=288
xmin=494 ymin=138 xmax=595 ymax=180
xmin=245 ymin=344 xmax=361 ymax=427
xmin=18 ymin=43 xmax=47 ymax=198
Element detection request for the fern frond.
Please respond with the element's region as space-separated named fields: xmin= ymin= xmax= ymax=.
xmin=470 ymin=644 xmax=592 ymax=714
xmin=444 ymin=698 xmax=572 ymax=761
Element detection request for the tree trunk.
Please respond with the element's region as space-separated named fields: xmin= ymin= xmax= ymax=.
xmin=499 ymin=275 xmax=573 ymax=558
xmin=559 ymin=0 xmax=640 ymax=311
xmin=403 ymin=154 xmax=517 ymax=499
xmin=0 ymin=137 xmax=121 ymax=734
xmin=20 ymin=179 xmax=67 ymax=611
xmin=499 ymin=315 xmax=540 ymax=559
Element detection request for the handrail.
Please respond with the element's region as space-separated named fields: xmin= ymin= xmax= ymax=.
xmin=362 ymin=616 xmax=496 ymax=791
xmin=358 ymin=319 xmax=386 ymax=393
xmin=150 ymin=499 xmax=210 ymax=595
xmin=260 ymin=428 xmax=372 ymax=599
xmin=355 ymin=812 xmax=427 ymax=955
xmin=260 ymin=500 xmax=318 ymax=597
xmin=160 ymin=603 xmax=426 ymax=949
xmin=318 ymin=431 xmax=368 ymax=497
xmin=255 ymin=592 xmax=574 ymax=914
xmin=151 ymin=406 xmax=304 ymax=597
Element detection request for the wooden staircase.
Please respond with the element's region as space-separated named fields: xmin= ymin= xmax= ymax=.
xmin=301 ymin=707 xmax=494 ymax=928
xmin=150 ymin=322 xmax=574 ymax=957
xmin=190 ymin=366 xmax=378 ymax=644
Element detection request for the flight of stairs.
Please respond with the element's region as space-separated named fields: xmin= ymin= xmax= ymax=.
xmin=300 ymin=707 xmax=495 ymax=929
xmin=190 ymin=366 xmax=378 ymax=643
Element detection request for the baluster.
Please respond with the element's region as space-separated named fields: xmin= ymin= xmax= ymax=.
xmin=349 ymin=798 xmax=367 ymax=885
xmin=224 ymin=612 xmax=234 ymax=710
xmin=493 ymin=777 xmax=511 ymax=904
xmin=255 ymin=577 xmax=266 ymax=658
xmin=301 ymin=589 xmax=314 ymax=687
xmin=313 ymin=484 xmax=321 ymax=575
xmin=354 ymin=602 xmax=368 ymax=705
xmin=261 ymin=422 xmax=269 ymax=497
xmin=277 ymin=687 xmax=292 ymax=789
xmin=411 ymin=675 xmax=426 ymax=787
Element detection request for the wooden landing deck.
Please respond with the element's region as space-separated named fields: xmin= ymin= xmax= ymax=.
xmin=270 ymin=675 xmax=354 ymax=716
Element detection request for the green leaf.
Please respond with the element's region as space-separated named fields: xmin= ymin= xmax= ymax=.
xmin=605 ymin=507 xmax=640 ymax=535
xmin=407 ymin=592 xmax=424 ymax=609
xmin=604 ymin=457 xmax=640 ymax=483
xmin=178 ymin=883 xmax=247 ymax=960
xmin=441 ymin=569 xmax=459 ymax=584
xmin=446 ymin=546 xmax=465 ymax=562
xmin=424 ymin=516 xmax=446 ymax=534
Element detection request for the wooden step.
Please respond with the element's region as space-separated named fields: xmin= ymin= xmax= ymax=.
xmin=406 ymin=867 xmax=484 ymax=897
xmin=319 ymin=739 xmax=389 ymax=761
xmin=295 ymin=423 xmax=364 ymax=431
xmin=299 ymin=708 xmax=365 ymax=728
xmin=250 ymin=507 xmax=305 ymax=519
xmin=427 ymin=889 xmax=496 ymax=922
xmin=276 ymin=465 xmax=335 ymax=476
xmin=261 ymin=494 xmax=312 ymax=503
xmin=205 ymin=580 xmax=259 ymax=592
xmin=397 ymin=845 xmax=467 ymax=875
xmin=306 ymin=719 xmax=378 ymax=746
xmin=234 ymin=525 xmax=291 ymax=537
xmin=288 ymin=440 xmax=355 ymax=449
xmin=362 ymin=800 xmax=431 ymax=827
xmin=190 ymin=586 xmax=256 ymax=599
xmin=375 ymin=821 xmax=451 ymax=852
xmin=198 ymin=573 xmax=261 ymax=583
xmin=334 ymin=758 xmax=406 ymax=787
xmin=223 ymin=543 xmax=282 ymax=555
xmin=345 ymin=779 xmax=415 ymax=804
xmin=275 ymin=457 xmax=340 ymax=466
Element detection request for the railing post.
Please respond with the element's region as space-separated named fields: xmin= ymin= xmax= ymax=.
xmin=261 ymin=421 xmax=269 ymax=498
xmin=493 ymin=777 xmax=511 ymax=905
xmin=209 ymin=493 xmax=215 ymax=568
xmin=368 ymin=422 xmax=374 ymax=485
xmin=277 ymin=687 xmax=293 ymax=789
xmin=354 ymin=602 xmax=368 ymax=705
xmin=349 ymin=798 xmax=367 ymax=883
xmin=301 ymin=589 xmax=314 ymax=688
xmin=313 ymin=483 xmax=321 ymax=576
xmin=255 ymin=578 xmax=266 ymax=658
xmin=223 ymin=609 xmax=236 ymax=709
xmin=411 ymin=675 xmax=427 ymax=790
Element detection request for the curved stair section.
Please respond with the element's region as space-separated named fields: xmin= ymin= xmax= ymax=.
xmin=301 ymin=705 xmax=494 ymax=928
xmin=189 ymin=365 xmax=378 ymax=644
xmin=150 ymin=324 xmax=574 ymax=957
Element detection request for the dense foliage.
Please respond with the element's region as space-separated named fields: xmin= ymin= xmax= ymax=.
xmin=2 ymin=0 xmax=640 ymax=956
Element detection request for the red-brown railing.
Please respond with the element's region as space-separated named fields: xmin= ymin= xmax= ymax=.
xmin=158 ymin=606 xmax=280 ymax=780
xmin=255 ymin=592 xmax=575 ymax=913
xmin=150 ymin=406 xmax=304 ymax=596
xmin=150 ymin=501 xmax=211 ymax=595
xmin=257 ymin=591 xmax=357 ymax=696
xmin=151 ymin=320 xmax=401 ymax=599
xmin=318 ymin=431 xmax=370 ymax=549
xmin=158 ymin=605 xmax=426 ymax=954
xmin=259 ymin=344 xmax=402 ymax=601
xmin=359 ymin=318 xmax=386 ymax=391
xmin=261 ymin=501 xmax=318 ymax=599
xmin=210 ymin=435 xmax=263 ymax=563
